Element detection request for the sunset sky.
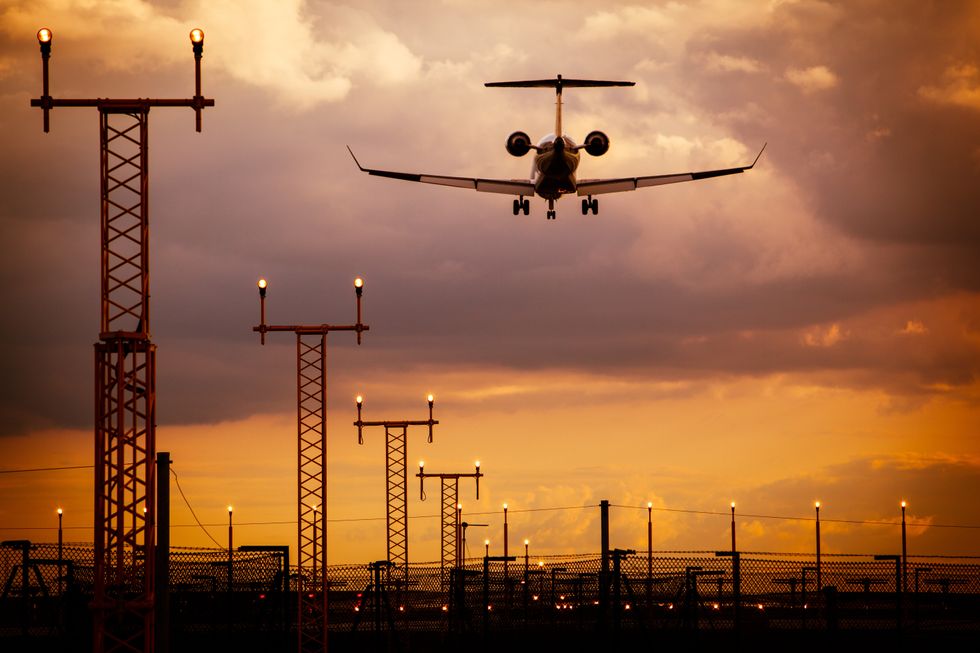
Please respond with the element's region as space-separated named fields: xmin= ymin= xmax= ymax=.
xmin=1 ymin=0 xmax=979 ymax=564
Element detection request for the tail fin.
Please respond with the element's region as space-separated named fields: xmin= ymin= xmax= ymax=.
xmin=486 ymin=74 xmax=634 ymax=137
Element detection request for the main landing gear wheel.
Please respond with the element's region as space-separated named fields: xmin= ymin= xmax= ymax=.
xmin=514 ymin=197 xmax=530 ymax=216
xmin=582 ymin=196 xmax=599 ymax=215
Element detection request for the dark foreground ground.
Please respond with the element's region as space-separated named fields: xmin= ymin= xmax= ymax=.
xmin=3 ymin=629 xmax=978 ymax=653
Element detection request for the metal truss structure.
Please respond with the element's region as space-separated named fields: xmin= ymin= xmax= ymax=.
xmin=354 ymin=397 xmax=437 ymax=587
xmin=31 ymin=28 xmax=213 ymax=653
xmin=416 ymin=466 xmax=483 ymax=587
xmin=253 ymin=279 xmax=368 ymax=653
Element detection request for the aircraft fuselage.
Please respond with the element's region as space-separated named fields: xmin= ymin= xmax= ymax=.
xmin=532 ymin=134 xmax=580 ymax=200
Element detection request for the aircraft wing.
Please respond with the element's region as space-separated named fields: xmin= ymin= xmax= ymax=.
xmin=347 ymin=147 xmax=535 ymax=196
xmin=576 ymin=143 xmax=766 ymax=196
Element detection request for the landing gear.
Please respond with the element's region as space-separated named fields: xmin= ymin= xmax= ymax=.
xmin=581 ymin=196 xmax=599 ymax=215
xmin=513 ymin=196 xmax=530 ymax=215
xmin=546 ymin=198 xmax=556 ymax=220
xmin=547 ymin=210 xmax=556 ymax=219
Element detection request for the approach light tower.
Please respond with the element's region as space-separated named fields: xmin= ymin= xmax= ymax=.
xmin=417 ymin=462 xmax=484 ymax=587
xmin=31 ymin=27 xmax=214 ymax=653
xmin=354 ymin=394 xmax=437 ymax=587
xmin=253 ymin=277 xmax=368 ymax=653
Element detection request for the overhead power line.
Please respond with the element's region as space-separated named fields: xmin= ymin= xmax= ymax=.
xmin=4 ymin=463 xmax=980 ymax=531
xmin=170 ymin=467 xmax=223 ymax=548
xmin=0 ymin=464 xmax=94 ymax=474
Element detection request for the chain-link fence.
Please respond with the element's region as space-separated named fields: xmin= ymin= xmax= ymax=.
xmin=2 ymin=540 xmax=979 ymax=642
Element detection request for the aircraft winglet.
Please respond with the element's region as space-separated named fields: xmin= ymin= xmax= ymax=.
xmin=749 ymin=142 xmax=767 ymax=169
xmin=346 ymin=145 xmax=366 ymax=171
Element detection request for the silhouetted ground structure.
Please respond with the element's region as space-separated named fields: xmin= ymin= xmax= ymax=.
xmin=2 ymin=541 xmax=979 ymax=652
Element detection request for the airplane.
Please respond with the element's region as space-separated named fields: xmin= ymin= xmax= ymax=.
xmin=348 ymin=74 xmax=765 ymax=220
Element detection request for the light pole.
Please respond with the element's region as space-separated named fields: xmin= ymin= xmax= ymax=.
xmin=524 ymin=539 xmax=530 ymax=578
xmin=815 ymin=501 xmax=821 ymax=593
xmin=901 ymin=500 xmax=908 ymax=593
xmin=730 ymin=501 xmax=736 ymax=553
xmin=647 ymin=501 xmax=653 ymax=610
xmin=227 ymin=506 xmax=233 ymax=593
xmin=523 ymin=539 xmax=530 ymax=625
xmin=57 ymin=508 xmax=63 ymax=595
xmin=32 ymin=27 xmax=214 ymax=653
xmin=485 ymin=539 xmax=490 ymax=558
xmin=253 ymin=276 xmax=368 ymax=653
xmin=503 ymin=503 xmax=509 ymax=584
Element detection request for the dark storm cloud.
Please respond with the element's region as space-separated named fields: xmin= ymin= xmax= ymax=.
xmin=684 ymin=0 xmax=980 ymax=247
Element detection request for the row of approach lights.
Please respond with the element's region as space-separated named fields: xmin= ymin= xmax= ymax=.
xmin=37 ymin=26 xmax=205 ymax=47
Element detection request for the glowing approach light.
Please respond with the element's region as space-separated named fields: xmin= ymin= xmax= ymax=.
xmin=257 ymin=278 xmax=267 ymax=289
xmin=189 ymin=28 xmax=204 ymax=44
xmin=37 ymin=28 xmax=52 ymax=43
xmin=57 ymin=507 xmax=63 ymax=515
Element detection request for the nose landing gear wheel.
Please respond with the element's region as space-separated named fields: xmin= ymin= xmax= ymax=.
xmin=547 ymin=210 xmax=556 ymax=220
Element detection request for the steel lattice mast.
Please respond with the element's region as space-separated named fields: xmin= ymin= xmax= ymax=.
xmin=353 ymin=395 xmax=437 ymax=587
xmin=416 ymin=465 xmax=483 ymax=588
xmin=253 ymin=278 xmax=368 ymax=653
xmin=30 ymin=27 xmax=213 ymax=653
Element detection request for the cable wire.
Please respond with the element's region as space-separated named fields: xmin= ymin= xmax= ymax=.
xmin=0 ymin=464 xmax=94 ymax=474
xmin=170 ymin=466 xmax=223 ymax=548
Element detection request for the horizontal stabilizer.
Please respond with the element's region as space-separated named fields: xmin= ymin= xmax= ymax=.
xmin=486 ymin=75 xmax=634 ymax=91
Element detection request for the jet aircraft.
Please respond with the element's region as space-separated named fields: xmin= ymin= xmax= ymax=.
xmin=348 ymin=75 xmax=765 ymax=220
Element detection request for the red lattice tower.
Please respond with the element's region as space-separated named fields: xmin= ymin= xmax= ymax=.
xmin=353 ymin=395 xmax=437 ymax=587
xmin=31 ymin=27 xmax=213 ymax=653
xmin=416 ymin=465 xmax=483 ymax=588
xmin=253 ymin=278 xmax=368 ymax=653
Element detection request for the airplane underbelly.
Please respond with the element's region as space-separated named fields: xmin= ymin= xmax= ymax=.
xmin=534 ymin=150 xmax=579 ymax=198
